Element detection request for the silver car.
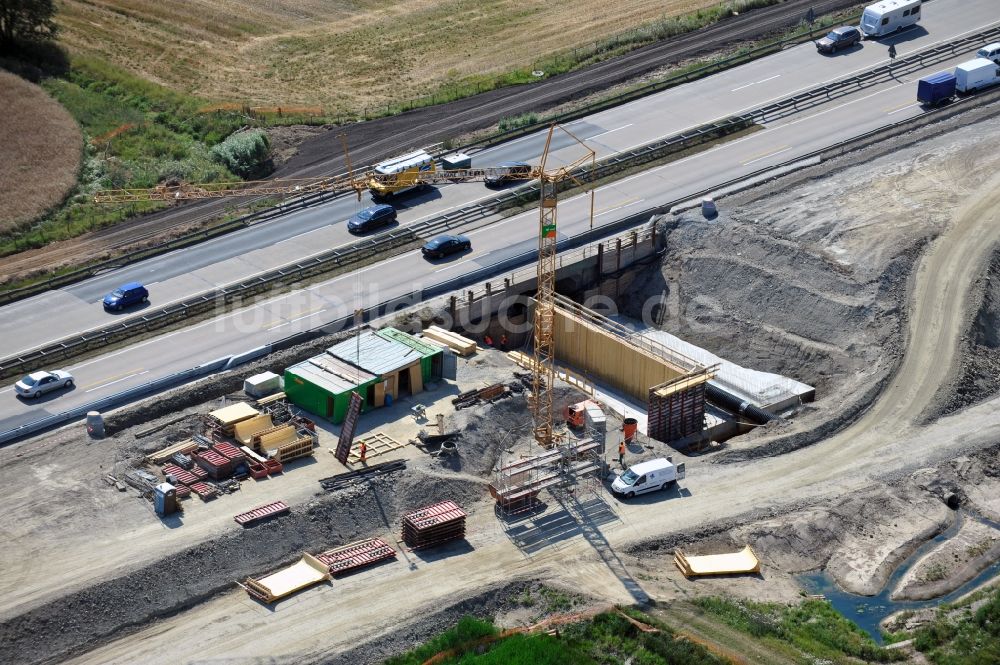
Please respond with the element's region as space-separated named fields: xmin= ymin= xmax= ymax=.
xmin=15 ymin=370 xmax=74 ymax=398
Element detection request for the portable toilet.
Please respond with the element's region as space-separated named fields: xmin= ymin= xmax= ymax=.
xmin=154 ymin=483 xmax=178 ymax=516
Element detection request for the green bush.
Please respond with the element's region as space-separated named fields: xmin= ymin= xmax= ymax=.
xmin=211 ymin=130 xmax=271 ymax=179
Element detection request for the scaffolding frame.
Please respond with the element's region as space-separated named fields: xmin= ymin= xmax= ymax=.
xmin=490 ymin=436 xmax=602 ymax=518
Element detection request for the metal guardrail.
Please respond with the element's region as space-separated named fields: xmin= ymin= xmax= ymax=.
xmin=5 ymin=79 xmax=999 ymax=446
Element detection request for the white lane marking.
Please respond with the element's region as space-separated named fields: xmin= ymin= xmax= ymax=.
xmin=586 ymin=124 xmax=634 ymax=140
xmin=85 ymin=370 xmax=149 ymax=393
xmin=887 ymin=102 xmax=920 ymax=115
xmin=595 ymin=199 xmax=646 ymax=218
xmin=434 ymin=258 xmax=476 ymax=273
xmin=268 ymin=310 xmax=323 ymax=330
xmin=743 ymin=146 xmax=792 ymax=166
xmin=276 ymin=230 xmax=314 ymax=244
xmin=731 ymin=74 xmax=782 ymax=92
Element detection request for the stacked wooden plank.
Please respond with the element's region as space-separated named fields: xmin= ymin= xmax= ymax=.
xmin=148 ymin=439 xmax=199 ymax=465
xmin=401 ymin=500 xmax=466 ymax=549
xmin=234 ymin=500 xmax=290 ymax=526
xmin=207 ymin=402 xmax=260 ymax=437
xmin=421 ymin=326 xmax=476 ymax=356
xmin=315 ymin=538 xmax=396 ymax=576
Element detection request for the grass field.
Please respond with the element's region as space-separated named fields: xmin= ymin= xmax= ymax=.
xmin=55 ymin=0 xmax=756 ymax=116
xmin=0 ymin=70 xmax=82 ymax=233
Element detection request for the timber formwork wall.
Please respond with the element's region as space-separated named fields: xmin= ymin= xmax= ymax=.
xmin=552 ymin=308 xmax=689 ymax=404
xmin=648 ymin=374 xmax=709 ymax=443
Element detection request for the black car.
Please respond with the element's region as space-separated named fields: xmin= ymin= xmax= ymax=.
xmin=816 ymin=26 xmax=862 ymax=53
xmin=484 ymin=161 xmax=532 ymax=188
xmin=347 ymin=204 xmax=397 ymax=233
xmin=421 ymin=234 xmax=471 ymax=259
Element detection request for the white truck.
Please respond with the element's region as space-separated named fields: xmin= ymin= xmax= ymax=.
xmin=611 ymin=457 xmax=685 ymax=498
xmin=954 ymin=58 xmax=1000 ymax=94
xmin=859 ymin=0 xmax=921 ymax=39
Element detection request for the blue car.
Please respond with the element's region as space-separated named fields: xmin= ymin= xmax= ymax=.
xmin=103 ymin=281 xmax=149 ymax=311
xmin=347 ymin=204 xmax=397 ymax=233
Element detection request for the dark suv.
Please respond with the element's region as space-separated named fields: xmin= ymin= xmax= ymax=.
xmin=103 ymin=282 xmax=149 ymax=311
xmin=347 ymin=204 xmax=397 ymax=233
xmin=816 ymin=26 xmax=862 ymax=53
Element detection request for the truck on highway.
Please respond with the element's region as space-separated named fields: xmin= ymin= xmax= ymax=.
xmin=859 ymin=0 xmax=921 ymax=39
xmin=611 ymin=457 xmax=685 ymax=499
xmin=368 ymin=150 xmax=435 ymax=198
xmin=954 ymin=58 xmax=1000 ymax=94
xmin=916 ymin=71 xmax=956 ymax=106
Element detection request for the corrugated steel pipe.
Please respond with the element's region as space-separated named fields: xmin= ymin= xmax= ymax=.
xmin=705 ymin=382 xmax=781 ymax=425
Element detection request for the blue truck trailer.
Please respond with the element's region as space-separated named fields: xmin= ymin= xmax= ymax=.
xmin=917 ymin=71 xmax=957 ymax=106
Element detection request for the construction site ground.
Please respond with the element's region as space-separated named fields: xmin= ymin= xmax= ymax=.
xmin=3 ymin=108 xmax=1000 ymax=664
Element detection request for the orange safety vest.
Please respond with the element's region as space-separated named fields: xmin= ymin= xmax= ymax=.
xmin=618 ymin=442 xmax=625 ymax=455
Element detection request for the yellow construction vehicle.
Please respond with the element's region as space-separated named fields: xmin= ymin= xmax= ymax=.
xmin=92 ymin=126 xmax=595 ymax=446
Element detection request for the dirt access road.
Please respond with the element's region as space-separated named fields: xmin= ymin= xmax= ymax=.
xmin=64 ymin=171 xmax=1000 ymax=663
xmin=0 ymin=0 xmax=856 ymax=285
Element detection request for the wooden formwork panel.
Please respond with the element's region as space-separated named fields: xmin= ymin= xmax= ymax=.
xmin=552 ymin=309 xmax=686 ymax=404
xmin=648 ymin=378 xmax=707 ymax=443
xmin=347 ymin=432 xmax=405 ymax=464
xmin=234 ymin=414 xmax=274 ymax=445
xmin=272 ymin=437 xmax=314 ymax=463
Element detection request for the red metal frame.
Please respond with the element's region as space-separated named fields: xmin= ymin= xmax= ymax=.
xmin=234 ymin=500 xmax=290 ymax=526
xmin=315 ymin=537 xmax=396 ymax=575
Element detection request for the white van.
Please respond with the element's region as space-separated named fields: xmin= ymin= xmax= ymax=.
xmin=859 ymin=0 xmax=921 ymax=39
xmin=954 ymin=58 xmax=1000 ymax=94
xmin=977 ymin=43 xmax=1000 ymax=65
xmin=611 ymin=457 xmax=685 ymax=498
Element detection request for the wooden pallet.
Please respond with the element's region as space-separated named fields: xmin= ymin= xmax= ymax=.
xmin=347 ymin=432 xmax=406 ymax=464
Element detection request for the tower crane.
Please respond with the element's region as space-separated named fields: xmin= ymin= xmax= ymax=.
xmin=92 ymin=126 xmax=596 ymax=447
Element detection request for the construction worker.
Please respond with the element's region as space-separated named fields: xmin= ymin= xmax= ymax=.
xmin=359 ymin=441 xmax=367 ymax=465
xmin=499 ymin=333 xmax=508 ymax=351
xmin=618 ymin=440 xmax=626 ymax=468
xmin=484 ymin=334 xmax=494 ymax=347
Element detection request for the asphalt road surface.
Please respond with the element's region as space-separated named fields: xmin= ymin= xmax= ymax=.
xmin=1 ymin=0 xmax=997 ymax=435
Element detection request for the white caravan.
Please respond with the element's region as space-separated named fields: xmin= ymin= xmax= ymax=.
xmin=860 ymin=0 xmax=922 ymax=38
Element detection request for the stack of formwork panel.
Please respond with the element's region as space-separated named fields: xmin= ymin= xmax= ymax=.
xmin=163 ymin=463 xmax=200 ymax=487
xmin=401 ymin=500 xmax=466 ymax=549
xmin=234 ymin=500 xmax=290 ymax=526
xmin=315 ymin=538 xmax=396 ymax=576
xmin=213 ymin=441 xmax=246 ymax=465
xmin=193 ymin=450 xmax=233 ymax=479
xmin=648 ymin=373 xmax=708 ymax=444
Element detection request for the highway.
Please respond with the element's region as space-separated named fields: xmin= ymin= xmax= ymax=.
xmin=0 ymin=0 xmax=997 ymax=435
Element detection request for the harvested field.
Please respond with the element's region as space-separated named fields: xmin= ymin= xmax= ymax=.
xmin=0 ymin=71 xmax=82 ymax=232
xmin=56 ymin=0 xmax=743 ymax=112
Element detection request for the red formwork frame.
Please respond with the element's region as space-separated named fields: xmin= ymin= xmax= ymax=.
xmin=315 ymin=538 xmax=397 ymax=575
xmin=234 ymin=500 xmax=290 ymax=526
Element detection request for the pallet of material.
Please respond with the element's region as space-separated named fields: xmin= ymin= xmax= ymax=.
xmin=162 ymin=463 xmax=199 ymax=487
xmin=194 ymin=450 xmax=233 ymax=479
xmin=263 ymin=459 xmax=284 ymax=475
xmin=315 ymin=537 xmax=397 ymax=576
xmin=207 ymin=402 xmax=261 ymax=436
xmin=421 ymin=326 xmax=476 ymax=356
xmin=148 ymin=439 xmax=199 ymax=465
xmin=233 ymin=414 xmax=274 ymax=446
xmin=255 ymin=391 xmax=287 ymax=407
xmin=212 ymin=441 xmax=246 ymax=464
xmin=234 ymin=500 xmax=290 ymax=526
xmin=401 ymin=500 xmax=467 ymax=549
xmin=189 ymin=482 xmax=219 ymax=500
xmin=673 ymin=545 xmax=761 ymax=577
xmin=242 ymin=553 xmax=330 ymax=604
